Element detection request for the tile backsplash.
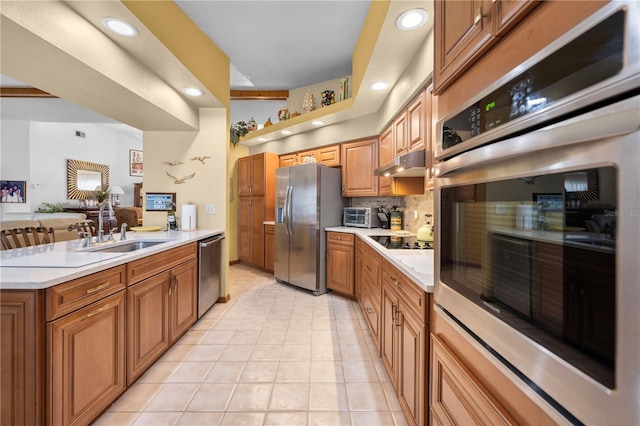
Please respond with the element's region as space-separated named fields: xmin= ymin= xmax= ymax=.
xmin=349 ymin=192 xmax=434 ymax=234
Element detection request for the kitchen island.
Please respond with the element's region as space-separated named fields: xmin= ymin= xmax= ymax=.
xmin=0 ymin=228 xmax=223 ymax=426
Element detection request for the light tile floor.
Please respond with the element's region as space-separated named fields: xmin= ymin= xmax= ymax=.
xmin=95 ymin=263 xmax=407 ymax=426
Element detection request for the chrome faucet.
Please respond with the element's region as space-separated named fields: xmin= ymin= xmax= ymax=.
xmin=120 ymin=223 xmax=128 ymax=240
xmin=97 ymin=200 xmax=114 ymax=243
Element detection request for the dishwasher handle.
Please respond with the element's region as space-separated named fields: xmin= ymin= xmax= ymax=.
xmin=200 ymin=235 xmax=225 ymax=248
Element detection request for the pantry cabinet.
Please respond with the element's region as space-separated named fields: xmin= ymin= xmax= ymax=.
xmin=326 ymin=232 xmax=355 ymax=296
xmin=264 ymin=223 xmax=275 ymax=272
xmin=433 ymin=0 xmax=539 ymax=94
xmin=238 ymin=152 xmax=278 ymax=268
xmin=341 ymin=138 xmax=379 ymax=197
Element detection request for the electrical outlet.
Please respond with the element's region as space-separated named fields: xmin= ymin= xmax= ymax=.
xmin=205 ymin=203 xmax=216 ymax=215
xmin=496 ymin=204 xmax=508 ymax=215
xmin=413 ymin=210 xmax=418 ymax=220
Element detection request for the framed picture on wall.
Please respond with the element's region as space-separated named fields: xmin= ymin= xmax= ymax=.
xmin=1 ymin=180 xmax=27 ymax=203
xmin=130 ymin=149 xmax=143 ymax=177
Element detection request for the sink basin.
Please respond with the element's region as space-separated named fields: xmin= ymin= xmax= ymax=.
xmin=82 ymin=240 xmax=173 ymax=253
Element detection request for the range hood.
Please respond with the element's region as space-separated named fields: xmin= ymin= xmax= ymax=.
xmin=374 ymin=149 xmax=426 ymax=177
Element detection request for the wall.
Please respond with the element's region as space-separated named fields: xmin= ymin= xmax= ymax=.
xmin=350 ymin=192 xmax=434 ymax=235
xmin=0 ymin=118 xmax=142 ymax=216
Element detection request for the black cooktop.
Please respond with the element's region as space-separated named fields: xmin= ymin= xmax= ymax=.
xmin=369 ymin=235 xmax=433 ymax=250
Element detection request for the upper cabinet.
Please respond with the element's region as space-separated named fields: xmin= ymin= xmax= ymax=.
xmin=279 ymin=144 xmax=341 ymax=168
xmin=342 ymin=138 xmax=378 ymax=197
xmin=433 ymin=0 xmax=539 ymax=94
xmin=238 ymin=153 xmax=279 ymax=196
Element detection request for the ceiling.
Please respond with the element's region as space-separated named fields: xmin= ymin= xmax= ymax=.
xmin=1 ymin=1 xmax=432 ymax=127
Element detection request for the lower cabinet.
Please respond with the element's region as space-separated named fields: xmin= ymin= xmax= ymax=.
xmin=359 ymin=242 xmax=382 ymax=352
xmin=430 ymin=334 xmax=515 ymax=425
xmin=48 ymin=290 xmax=126 ymax=426
xmin=128 ymin=258 xmax=197 ymax=384
xmin=326 ymin=232 xmax=355 ymax=296
xmin=381 ymin=260 xmax=428 ymax=426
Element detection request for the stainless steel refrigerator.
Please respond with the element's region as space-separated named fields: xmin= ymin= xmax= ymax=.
xmin=275 ymin=163 xmax=344 ymax=295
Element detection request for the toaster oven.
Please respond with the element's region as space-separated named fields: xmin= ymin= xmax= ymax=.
xmin=343 ymin=207 xmax=379 ymax=228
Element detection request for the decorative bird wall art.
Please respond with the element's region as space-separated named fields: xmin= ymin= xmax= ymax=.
xmin=166 ymin=172 xmax=196 ymax=184
xmin=161 ymin=161 xmax=184 ymax=166
xmin=191 ymin=156 xmax=211 ymax=165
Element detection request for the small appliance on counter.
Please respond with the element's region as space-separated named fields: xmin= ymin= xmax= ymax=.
xmin=343 ymin=207 xmax=379 ymax=228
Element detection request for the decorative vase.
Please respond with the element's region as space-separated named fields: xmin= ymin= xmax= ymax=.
xmin=321 ymin=90 xmax=335 ymax=107
xmin=291 ymin=111 xmax=301 ymax=118
xmin=264 ymin=117 xmax=273 ymax=127
xmin=302 ymin=89 xmax=315 ymax=113
xmin=246 ymin=117 xmax=257 ymax=132
xmin=278 ymin=107 xmax=290 ymax=121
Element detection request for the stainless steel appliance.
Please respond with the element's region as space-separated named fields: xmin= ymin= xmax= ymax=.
xmin=198 ymin=234 xmax=224 ymax=318
xmin=434 ymin=3 xmax=640 ymax=424
xmin=275 ymin=164 xmax=344 ymax=295
xmin=343 ymin=207 xmax=379 ymax=228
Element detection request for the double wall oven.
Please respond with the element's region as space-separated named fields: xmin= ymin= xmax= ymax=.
xmin=434 ymin=2 xmax=639 ymax=424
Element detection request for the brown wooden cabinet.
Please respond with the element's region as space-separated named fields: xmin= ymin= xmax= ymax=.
xmin=1 ymin=290 xmax=44 ymax=426
xmin=433 ymin=0 xmax=538 ymax=94
xmin=279 ymin=153 xmax=298 ymax=168
xmin=48 ymin=291 xmax=126 ymax=426
xmin=133 ymin=182 xmax=143 ymax=208
xmin=431 ymin=334 xmax=515 ymax=425
xmin=280 ymin=144 xmax=341 ymax=168
xmin=127 ymin=248 xmax=197 ymax=384
xmin=264 ymin=223 xmax=275 ymax=272
xmin=393 ymin=112 xmax=408 ymax=158
xmin=378 ymin=125 xmax=394 ymax=195
xmin=381 ymin=259 xmax=428 ymax=426
xmin=425 ymin=85 xmax=435 ymax=190
xmin=326 ymin=232 xmax=355 ymax=296
xmin=341 ymin=137 xmax=378 ymax=197
xmin=358 ymin=241 xmax=382 ymax=352
xmin=237 ymin=153 xmax=278 ymax=268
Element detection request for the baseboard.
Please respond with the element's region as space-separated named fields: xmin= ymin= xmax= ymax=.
xmin=217 ymin=294 xmax=231 ymax=303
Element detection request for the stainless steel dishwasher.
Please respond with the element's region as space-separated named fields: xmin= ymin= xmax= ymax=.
xmin=198 ymin=234 xmax=224 ymax=318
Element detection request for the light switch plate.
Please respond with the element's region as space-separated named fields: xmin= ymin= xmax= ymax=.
xmin=205 ymin=203 xmax=216 ymax=215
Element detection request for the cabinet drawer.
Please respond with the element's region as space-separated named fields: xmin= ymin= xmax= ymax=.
xmin=327 ymin=232 xmax=354 ymax=246
xmin=128 ymin=243 xmax=197 ymax=285
xmin=382 ymin=260 xmax=427 ymax=323
xmin=46 ymin=265 xmax=126 ymax=321
xmin=362 ymin=282 xmax=381 ymax=349
xmin=362 ymin=248 xmax=381 ymax=291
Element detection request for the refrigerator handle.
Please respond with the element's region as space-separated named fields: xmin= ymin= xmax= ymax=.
xmin=287 ymin=185 xmax=293 ymax=236
xmin=284 ymin=185 xmax=292 ymax=236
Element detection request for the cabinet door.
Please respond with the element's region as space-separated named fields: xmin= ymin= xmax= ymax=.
xmin=398 ymin=303 xmax=426 ymax=426
xmin=434 ymin=0 xmax=496 ymax=93
xmin=341 ymin=138 xmax=378 ymax=197
xmin=238 ymin=156 xmax=252 ymax=196
xmin=298 ymin=149 xmax=317 ymax=164
xmin=407 ymin=91 xmax=425 ymax=152
xmin=264 ymin=224 xmax=275 ymax=272
xmin=169 ymin=259 xmax=198 ymax=342
xmin=494 ymin=0 xmax=539 ymax=36
xmin=381 ymin=282 xmax=400 ymax=392
xmin=317 ymin=145 xmax=341 ymax=166
xmin=393 ymin=112 xmax=408 ymax=157
xmin=127 ymin=274 xmax=169 ymax=384
xmin=250 ymin=153 xmax=267 ymax=195
xmin=355 ymin=238 xmax=364 ymax=303
xmin=1 ymin=291 xmax=43 ymax=426
xmin=250 ymin=196 xmax=266 ymax=267
xmin=378 ymin=125 xmax=394 ymax=196
xmin=237 ymin=196 xmax=252 ymax=263
xmin=326 ymin=242 xmax=355 ymax=296
xmin=425 ymin=85 xmax=435 ymax=190
xmin=49 ymin=291 xmax=126 ymax=426
xmin=280 ymin=154 xmax=298 ymax=168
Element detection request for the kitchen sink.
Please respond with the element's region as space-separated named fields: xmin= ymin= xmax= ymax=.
xmin=81 ymin=239 xmax=174 ymax=253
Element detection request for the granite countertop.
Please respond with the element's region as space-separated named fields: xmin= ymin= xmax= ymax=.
xmin=0 ymin=229 xmax=224 ymax=290
xmin=325 ymin=226 xmax=434 ymax=293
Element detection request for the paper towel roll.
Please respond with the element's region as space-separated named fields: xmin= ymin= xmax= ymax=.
xmin=181 ymin=204 xmax=197 ymax=230
xmin=515 ymin=204 xmax=532 ymax=230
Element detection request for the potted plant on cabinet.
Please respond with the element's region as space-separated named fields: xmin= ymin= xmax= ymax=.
xmin=230 ymin=121 xmax=248 ymax=148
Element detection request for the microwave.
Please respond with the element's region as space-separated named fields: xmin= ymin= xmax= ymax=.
xmin=343 ymin=207 xmax=379 ymax=228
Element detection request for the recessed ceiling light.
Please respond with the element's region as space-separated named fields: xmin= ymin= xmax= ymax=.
xmin=258 ymin=137 xmax=268 ymax=142
xmin=311 ymin=120 xmax=324 ymax=126
xmin=369 ymin=81 xmax=390 ymax=91
xmin=102 ymin=18 xmax=138 ymax=37
xmin=183 ymin=87 xmax=204 ymax=97
xmin=281 ymin=130 xmax=292 ymax=135
xmin=396 ymin=9 xmax=428 ymax=31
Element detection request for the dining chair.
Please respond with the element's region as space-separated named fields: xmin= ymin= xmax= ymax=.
xmin=67 ymin=220 xmax=98 ymax=237
xmin=0 ymin=226 xmax=56 ymax=250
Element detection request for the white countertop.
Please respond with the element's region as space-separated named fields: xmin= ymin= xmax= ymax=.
xmin=0 ymin=229 xmax=224 ymax=290
xmin=325 ymin=226 xmax=434 ymax=293
xmin=264 ymin=221 xmax=275 ymax=226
